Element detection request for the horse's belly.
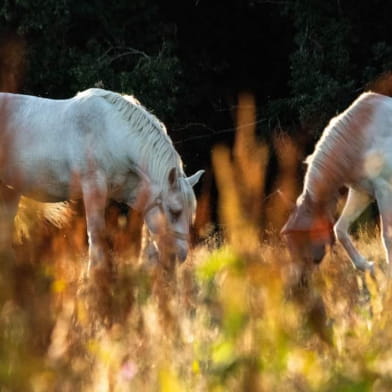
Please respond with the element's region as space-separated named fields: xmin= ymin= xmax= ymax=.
xmin=0 ymin=164 xmax=81 ymax=202
xmin=21 ymin=184 xmax=75 ymax=202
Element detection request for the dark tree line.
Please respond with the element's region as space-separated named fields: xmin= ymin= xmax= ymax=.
xmin=1 ymin=0 xmax=392 ymax=173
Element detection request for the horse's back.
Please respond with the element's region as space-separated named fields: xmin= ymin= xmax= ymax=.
xmin=337 ymin=92 xmax=392 ymax=192
xmin=0 ymin=90 xmax=134 ymax=200
xmin=0 ymin=92 xmax=98 ymax=199
xmin=334 ymin=92 xmax=392 ymax=159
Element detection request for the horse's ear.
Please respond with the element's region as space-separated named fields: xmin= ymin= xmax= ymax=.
xmin=168 ymin=167 xmax=177 ymax=188
xmin=187 ymin=170 xmax=205 ymax=187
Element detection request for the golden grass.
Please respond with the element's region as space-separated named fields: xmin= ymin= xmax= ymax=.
xmin=1 ymin=92 xmax=392 ymax=392
xmin=10 ymin=227 xmax=385 ymax=392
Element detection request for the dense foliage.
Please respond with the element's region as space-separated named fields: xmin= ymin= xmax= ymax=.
xmin=2 ymin=0 xmax=392 ymax=158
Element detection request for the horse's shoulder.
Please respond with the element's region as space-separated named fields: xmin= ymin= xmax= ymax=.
xmin=357 ymin=92 xmax=392 ymax=112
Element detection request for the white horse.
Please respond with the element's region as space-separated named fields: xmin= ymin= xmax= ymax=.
xmin=281 ymin=91 xmax=392 ymax=275
xmin=0 ymin=88 xmax=204 ymax=272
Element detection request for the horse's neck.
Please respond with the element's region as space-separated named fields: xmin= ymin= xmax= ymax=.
xmin=299 ymin=190 xmax=337 ymax=225
xmin=130 ymin=139 xmax=179 ymax=189
xmin=303 ymin=94 xmax=376 ymax=205
xmin=129 ymin=151 xmax=166 ymax=194
xmin=303 ymin=165 xmax=340 ymax=209
xmin=303 ymin=141 xmax=349 ymax=205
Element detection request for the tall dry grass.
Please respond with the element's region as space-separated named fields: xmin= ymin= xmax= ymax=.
xmin=0 ymin=91 xmax=391 ymax=392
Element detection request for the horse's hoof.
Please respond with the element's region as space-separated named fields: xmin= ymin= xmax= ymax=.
xmin=357 ymin=260 xmax=376 ymax=280
xmin=355 ymin=259 xmax=374 ymax=274
xmin=365 ymin=260 xmax=374 ymax=269
xmin=366 ymin=261 xmax=376 ymax=279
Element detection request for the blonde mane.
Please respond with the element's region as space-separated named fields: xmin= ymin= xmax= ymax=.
xmin=303 ymin=92 xmax=381 ymax=202
xmin=78 ymin=88 xmax=185 ymax=189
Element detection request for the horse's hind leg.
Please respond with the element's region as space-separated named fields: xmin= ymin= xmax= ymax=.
xmin=0 ymin=183 xmax=20 ymax=296
xmin=373 ymin=179 xmax=392 ymax=279
xmin=0 ymin=184 xmax=20 ymax=251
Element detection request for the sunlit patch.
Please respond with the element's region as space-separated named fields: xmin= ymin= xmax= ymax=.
xmin=118 ymin=359 xmax=138 ymax=382
xmin=364 ymin=151 xmax=384 ymax=178
xmin=309 ymin=219 xmax=333 ymax=242
xmin=51 ymin=279 xmax=67 ymax=293
xmin=117 ymin=215 xmax=127 ymax=229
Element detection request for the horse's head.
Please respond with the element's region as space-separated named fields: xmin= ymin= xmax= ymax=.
xmin=142 ymin=168 xmax=204 ymax=263
xmin=281 ymin=193 xmax=334 ymax=264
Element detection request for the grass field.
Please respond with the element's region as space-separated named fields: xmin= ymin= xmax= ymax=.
xmin=0 ymin=214 xmax=390 ymax=392
xmin=1 ymin=94 xmax=392 ymax=392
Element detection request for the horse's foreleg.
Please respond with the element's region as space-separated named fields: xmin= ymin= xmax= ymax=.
xmin=334 ymin=188 xmax=373 ymax=272
xmin=81 ymin=173 xmax=110 ymax=275
xmin=139 ymin=223 xmax=160 ymax=266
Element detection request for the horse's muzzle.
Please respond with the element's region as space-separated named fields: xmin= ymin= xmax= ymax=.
xmin=310 ymin=243 xmax=326 ymax=264
xmin=175 ymin=241 xmax=189 ymax=263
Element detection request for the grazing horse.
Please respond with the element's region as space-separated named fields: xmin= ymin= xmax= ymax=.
xmin=0 ymin=88 xmax=204 ymax=272
xmin=281 ymin=92 xmax=392 ymax=275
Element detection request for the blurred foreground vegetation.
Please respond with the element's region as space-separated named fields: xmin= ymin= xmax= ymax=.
xmin=0 ymin=93 xmax=391 ymax=392
xmin=0 ymin=195 xmax=390 ymax=392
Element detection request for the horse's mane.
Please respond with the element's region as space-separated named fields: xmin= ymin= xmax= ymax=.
xmin=303 ymin=92 xmax=383 ymax=202
xmin=77 ymin=88 xmax=184 ymax=190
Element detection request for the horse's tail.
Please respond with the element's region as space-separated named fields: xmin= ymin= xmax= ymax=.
xmin=14 ymin=198 xmax=74 ymax=244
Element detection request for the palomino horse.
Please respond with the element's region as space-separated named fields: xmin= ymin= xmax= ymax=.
xmin=0 ymin=88 xmax=204 ymax=272
xmin=282 ymin=92 xmax=392 ymax=275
